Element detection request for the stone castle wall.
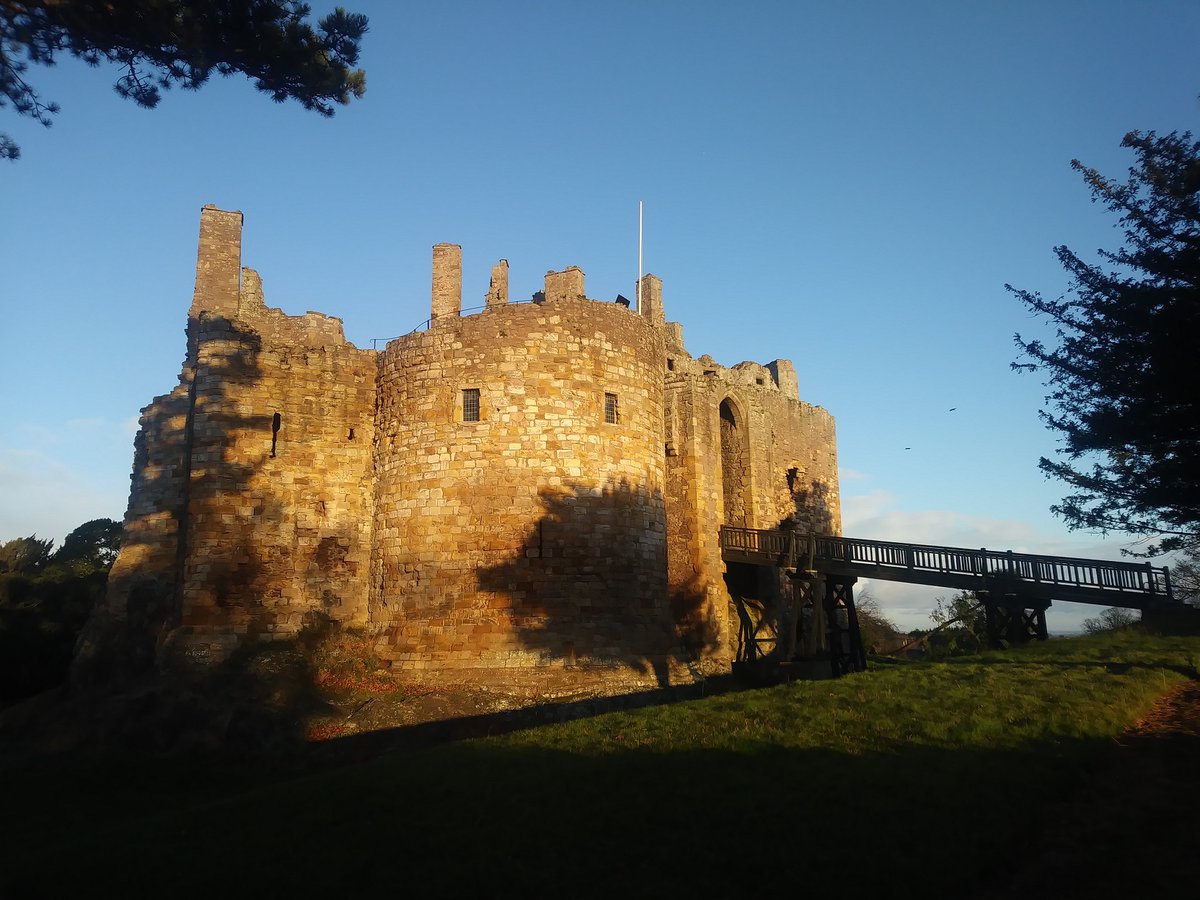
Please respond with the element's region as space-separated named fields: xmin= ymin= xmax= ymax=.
xmin=662 ymin=329 xmax=840 ymax=660
xmin=372 ymin=297 xmax=672 ymax=675
xmin=176 ymin=295 xmax=377 ymax=662
xmin=81 ymin=205 xmax=841 ymax=686
xmin=76 ymin=379 xmax=194 ymax=676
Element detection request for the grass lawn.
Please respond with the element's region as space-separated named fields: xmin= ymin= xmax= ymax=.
xmin=2 ymin=630 xmax=1197 ymax=898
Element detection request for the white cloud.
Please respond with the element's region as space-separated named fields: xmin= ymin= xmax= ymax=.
xmin=840 ymin=491 xmax=1146 ymax=634
xmin=844 ymin=493 xmax=1038 ymax=550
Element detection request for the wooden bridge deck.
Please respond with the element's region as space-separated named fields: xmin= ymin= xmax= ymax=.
xmin=720 ymin=527 xmax=1176 ymax=609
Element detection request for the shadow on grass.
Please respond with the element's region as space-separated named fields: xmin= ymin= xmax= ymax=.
xmin=5 ymin=632 xmax=1200 ymax=897
xmin=5 ymin=729 xmax=1197 ymax=899
xmin=0 ymin=618 xmax=343 ymax=764
xmin=303 ymin=674 xmax=745 ymax=763
xmin=1 ymin=615 xmax=743 ymax=766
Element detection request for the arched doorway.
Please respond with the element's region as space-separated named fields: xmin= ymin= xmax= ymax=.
xmin=719 ymin=398 xmax=749 ymax=526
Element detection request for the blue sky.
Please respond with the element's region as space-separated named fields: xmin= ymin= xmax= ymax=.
xmin=2 ymin=1 xmax=1197 ymax=630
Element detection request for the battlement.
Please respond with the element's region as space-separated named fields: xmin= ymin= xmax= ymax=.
xmin=190 ymin=203 xmax=670 ymax=338
xmin=544 ymin=266 xmax=585 ymax=303
xmin=662 ymin=350 xmax=802 ymax=402
xmin=425 ymin=242 xmax=667 ymax=328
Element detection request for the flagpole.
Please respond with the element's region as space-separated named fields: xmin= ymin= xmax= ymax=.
xmin=637 ymin=200 xmax=643 ymax=313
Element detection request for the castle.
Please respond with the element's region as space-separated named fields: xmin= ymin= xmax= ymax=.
xmin=76 ymin=205 xmax=841 ymax=690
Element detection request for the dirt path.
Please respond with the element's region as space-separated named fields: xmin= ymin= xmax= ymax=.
xmin=980 ymin=680 xmax=1200 ymax=899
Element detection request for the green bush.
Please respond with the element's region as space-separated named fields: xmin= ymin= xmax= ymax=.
xmin=0 ymin=569 xmax=108 ymax=705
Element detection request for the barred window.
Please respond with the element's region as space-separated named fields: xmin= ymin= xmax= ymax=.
xmin=604 ymin=392 xmax=619 ymax=424
xmin=462 ymin=388 xmax=481 ymax=422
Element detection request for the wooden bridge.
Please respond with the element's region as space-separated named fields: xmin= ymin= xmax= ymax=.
xmin=719 ymin=526 xmax=1180 ymax=677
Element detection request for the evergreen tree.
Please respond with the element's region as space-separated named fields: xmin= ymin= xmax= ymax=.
xmin=1009 ymin=127 xmax=1200 ymax=555
xmin=1 ymin=0 xmax=368 ymax=160
xmin=52 ymin=518 xmax=121 ymax=572
xmin=0 ymin=534 xmax=54 ymax=573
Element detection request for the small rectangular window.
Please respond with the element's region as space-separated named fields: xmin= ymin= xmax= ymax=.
xmin=604 ymin=392 xmax=619 ymax=424
xmin=462 ymin=388 xmax=480 ymax=422
xmin=667 ymin=358 xmax=675 ymax=371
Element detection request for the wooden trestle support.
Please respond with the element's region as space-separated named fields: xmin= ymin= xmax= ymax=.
xmin=819 ymin=576 xmax=867 ymax=676
xmin=980 ymin=593 xmax=1050 ymax=649
xmin=778 ymin=569 xmax=867 ymax=678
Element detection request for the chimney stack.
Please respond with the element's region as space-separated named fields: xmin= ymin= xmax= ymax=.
xmin=431 ymin=243 xmax=462 ymax=321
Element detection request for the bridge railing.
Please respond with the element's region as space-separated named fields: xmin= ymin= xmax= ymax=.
xmin=719 ymin=526 xmax=793 ymax=559
xmin=719 ymin=528 xmax=1174 ymax=600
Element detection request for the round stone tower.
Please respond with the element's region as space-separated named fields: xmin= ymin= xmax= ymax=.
xmin=370 ymin=257 xmax=676 ymax=682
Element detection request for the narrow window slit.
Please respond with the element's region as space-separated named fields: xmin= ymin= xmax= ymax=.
xmin=271 ymin=412 xmax=282 ymax=457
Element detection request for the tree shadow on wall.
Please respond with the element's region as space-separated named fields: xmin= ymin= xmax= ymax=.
xmin=725 ymin=560 xmax=788 ymax=663
xmin=669 ymin=570 xmax=719 ymax=656
xmin=782 ymin=475 xmax=838 ymax=535
xmin=476 ymin=481 xmax=685 ymax=687
xmin=73 ymin=314 xmax=261 ymax=683
xmin=74 ymin=313 xmax=362 ymax=688
xmin=41 ymin=309 xmax=374 ymax=755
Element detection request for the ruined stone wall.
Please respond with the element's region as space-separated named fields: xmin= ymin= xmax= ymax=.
xmin=89 ymin=208 xmax=379 ymax=671
xmin=174 ymin=290 xmax=377 ymax=663
xmin=372 ymin=297 xmax=676 ymax=679
xmin=663 ymin=374 xmax=726 ymax=657
xmin=75 ymin=379 xmax=195 ymax=677
xmin=662 ymin=329 xmax=840 ymax=663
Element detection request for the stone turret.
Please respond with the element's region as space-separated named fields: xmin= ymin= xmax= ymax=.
xmin=431 ymin=243 xmax=462 ymax=321
xmin=639 ymin=273 xmax=664 ymax=325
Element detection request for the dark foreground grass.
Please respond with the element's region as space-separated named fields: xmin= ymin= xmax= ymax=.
xmin=3 ymin=630 xmax=1197 ymax=898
